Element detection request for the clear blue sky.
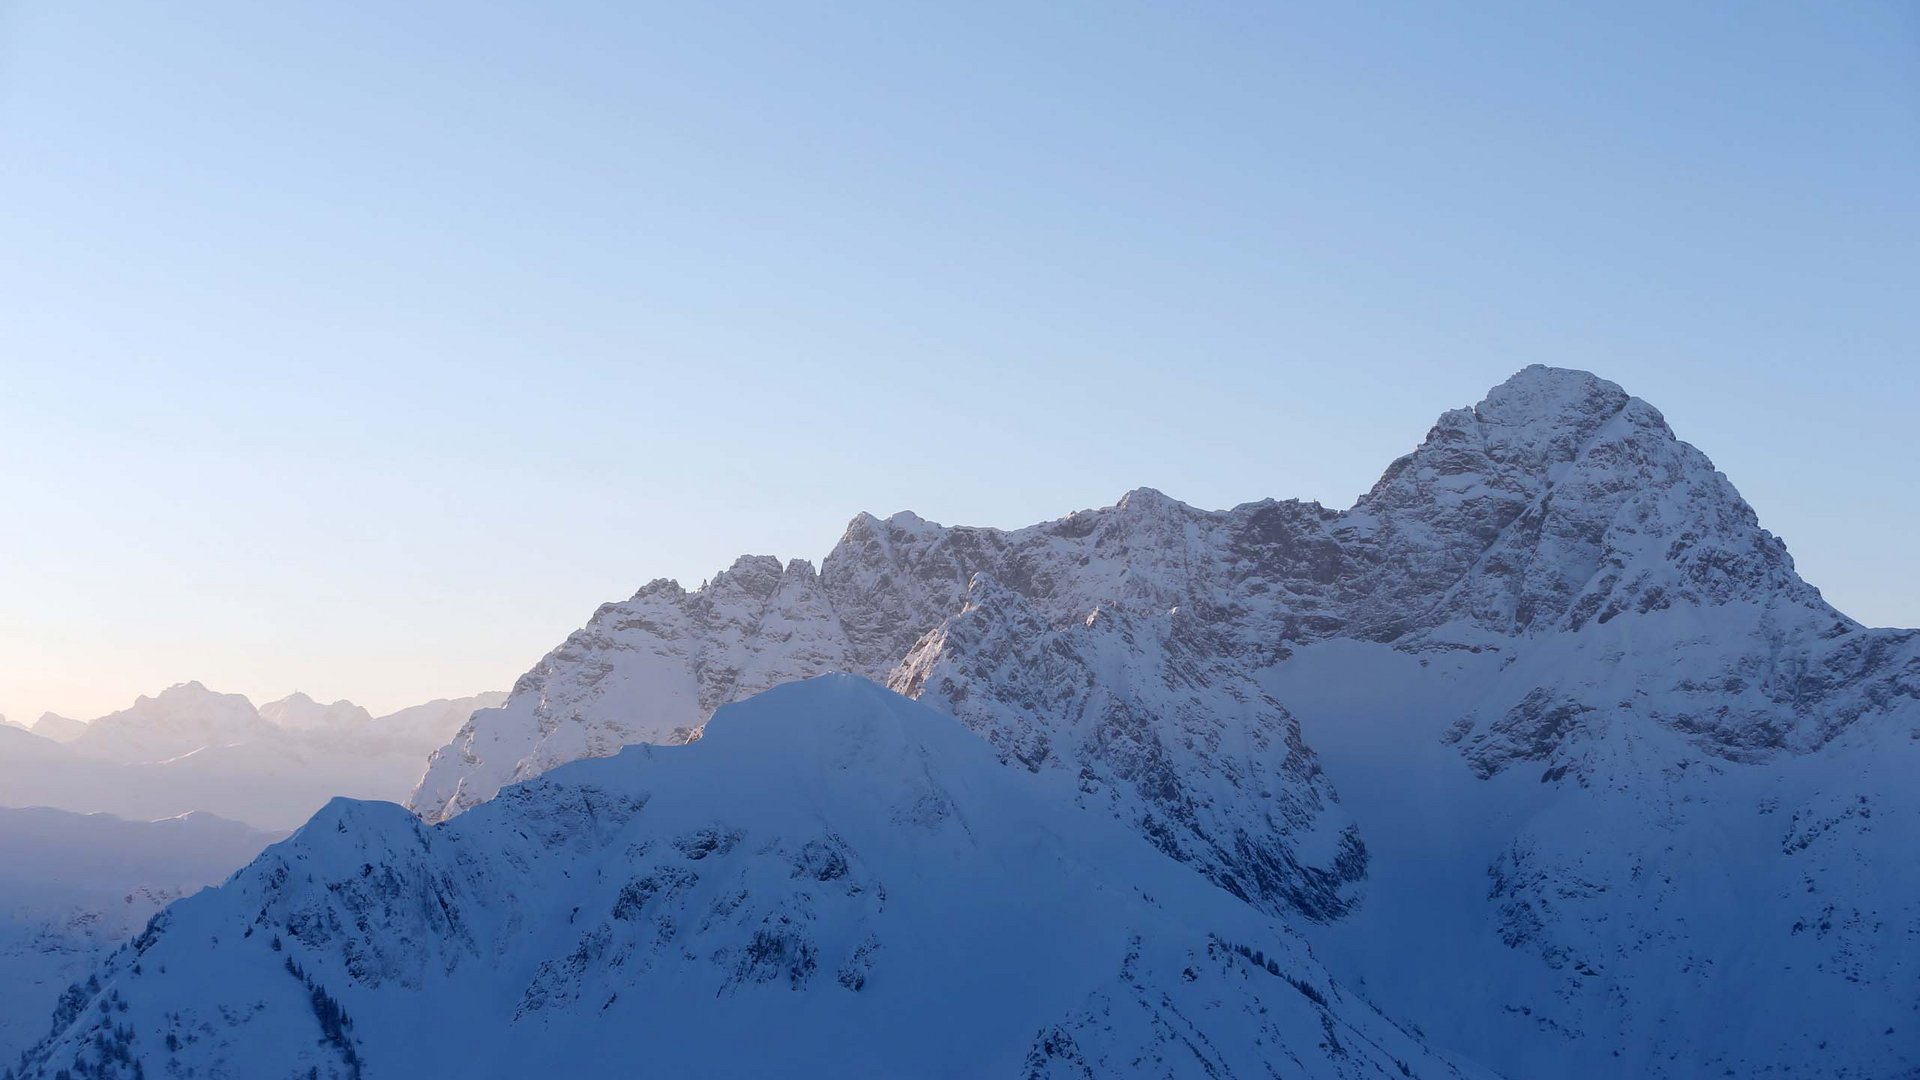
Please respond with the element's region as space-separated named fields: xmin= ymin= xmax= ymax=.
xmin=2 ymin=1 xmax=1915 ymax=724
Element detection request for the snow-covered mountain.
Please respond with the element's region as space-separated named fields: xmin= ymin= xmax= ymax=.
xmin=0 ymin=806 xmax=279 ymax=1064
xmin=13 ymin=676 xmax=1487 ymax=1080
xmin=15 ymin=366 xmax=1914 ymax=1077
xmin=257 ymin=692 xmax=376 ymax=734
xmin=26 ymin=715 xmax=86 ymax=743
xmin=0 ymin=688 xmax=507 ymax=831
xmin=64 ymin=682 xmax=275 ymax=765
xmin=418 ymin=368 xmax=1907 ymax=815
xmin=396 ymin=365 xmax=1917 ymax=1078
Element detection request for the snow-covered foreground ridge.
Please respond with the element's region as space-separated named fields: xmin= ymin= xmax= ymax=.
xmin=0 ymin=808 xmax=279 ymax=1067
xmin=13 ymin=677 xmax=1489 ymax=1080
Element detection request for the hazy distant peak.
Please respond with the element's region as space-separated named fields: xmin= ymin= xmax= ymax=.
xmin=29 ymin=713 xmax=87 ymax=742
xmin=368 ymin=691 xmax=511 ymax=751
xmin=259 ymin=692 xmax=373 ymax=731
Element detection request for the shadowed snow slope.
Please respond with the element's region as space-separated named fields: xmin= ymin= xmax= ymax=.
xmin=1267 ymin=637 xmax=1919 ymax=1079
xmin=0 ymin=807 xmax=279 ymax=1063
xmin=0 ymin=686 xmax=502 ymax=1066
xmin=14 ymin=676 xmax=1487 ymax=1080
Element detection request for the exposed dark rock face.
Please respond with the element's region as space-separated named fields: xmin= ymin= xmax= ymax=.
xmin=891 ymin=575 xmax=1366 ymax=920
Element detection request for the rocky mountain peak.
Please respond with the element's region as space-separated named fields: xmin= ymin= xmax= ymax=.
xmin=1337 ymin=365 xmax=1828 ymax=641
xmin=413 ymin=366 xmax=1904 ymax=844
xmin=631 ymin=577 xmax=687 ymax=602
xmin=1472 ymin=364 xmax=1634 ymax=446
xmin=1112 ymin=485 xmax=1188 ymax=516
xmin=707 ymin=554 xmax=786 ymax=596
xmin=67 ymin=682 xmax=271 ymax=765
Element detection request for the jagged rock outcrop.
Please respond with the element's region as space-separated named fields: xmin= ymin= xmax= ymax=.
xmin=411 ymin=557 xmax=853 ymax=822
xmin=1340 ymin=370 xmax=1812 ymax=635
xmin=414 ymin=364 xmax=1909 ymax=834
xmin=891 ymin=574 xmax=1366 ymax=919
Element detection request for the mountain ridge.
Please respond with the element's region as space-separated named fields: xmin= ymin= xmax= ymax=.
xmin=391 ymin=364 xmax=1915 ymax=1077
xmin=13 ymin=676 xmax=1489 ymax=1080
xmin=0 ymin=688 xmax=511 ymax=831
xmin=17 ymin=365 xmax=1915 ymax=1079
xmin=413 ymin=364 xmax=1896 ymax=824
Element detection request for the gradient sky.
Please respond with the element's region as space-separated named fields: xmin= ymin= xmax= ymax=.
xmin=2 ymin=2 xmax=1915 ymax=725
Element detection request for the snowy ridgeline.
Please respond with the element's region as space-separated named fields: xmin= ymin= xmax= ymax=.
xmin=414 ymin=366 xmax=1907 ymax=823
xmin=10 ymin=677 xmax=1489 ymax=1080
xmin=10 ymin=366 xmax=1920 ymax=1079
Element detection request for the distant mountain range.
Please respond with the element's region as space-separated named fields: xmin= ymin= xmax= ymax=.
xmin=0 ymin=685 xmax=506 ymax=831
xmin=12 ymin=368 xmax=1916 ymax=1079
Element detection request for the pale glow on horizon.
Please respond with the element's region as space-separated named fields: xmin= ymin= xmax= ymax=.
xmin=2 ymin=2 xmax=1915 ymax=726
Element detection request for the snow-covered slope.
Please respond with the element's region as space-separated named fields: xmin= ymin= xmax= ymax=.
xmin=398 ymin=365 xmax=1918 ymax=1078
xmin=0 ymin=689 xmax=501 ymax=1064
xmin=13 ymin=676 xmax=1486 ymax=1080
xmin=891 ymin=574 xmax=1366 ymax=920
xmin=1267 ymin=636 xmax=1920 ymax=1079
xmin=0 ymin=807 xmax=278 ymax=1064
